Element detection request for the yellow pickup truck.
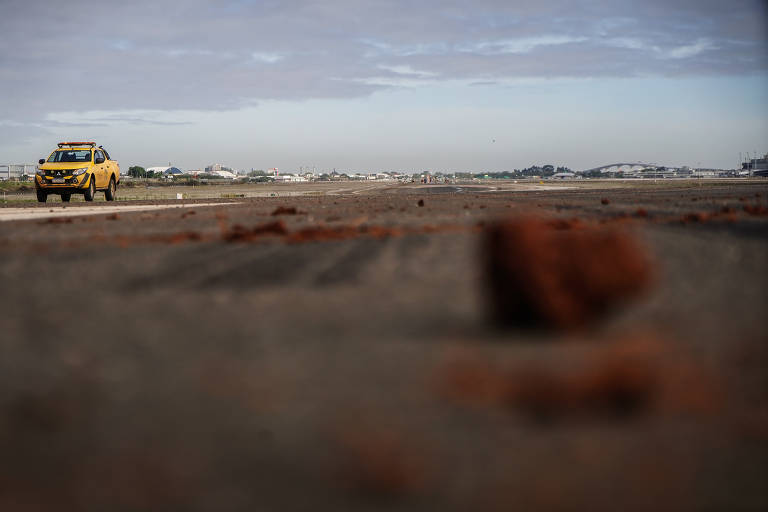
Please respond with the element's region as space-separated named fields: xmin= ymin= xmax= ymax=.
xmin=35 ymin=142 xmax=120 ymax=202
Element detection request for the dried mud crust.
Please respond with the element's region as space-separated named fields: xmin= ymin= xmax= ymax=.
xmin=0 ymin=182 xmax=766 ymax=511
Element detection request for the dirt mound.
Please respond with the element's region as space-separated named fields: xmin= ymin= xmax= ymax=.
xmin=744 ymin=204 xmax=768 ymax=216
xmin=484 ymin=217 xmax=652 ymax=330
xmin=271 ymin=206 xmax=300 ymax=216
xmin=287 ymin=225 xmax=402 ymax=243
xmin=40 ymin=217 xmax=73 ymax=224
xmin=222 ymin=221 xmax=288 ymax=242
xmin=438 ymin=335 xmax=719 ymax=422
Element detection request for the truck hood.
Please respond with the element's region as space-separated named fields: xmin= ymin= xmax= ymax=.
xmin=40 ymin=163 xmax=92 ymax=171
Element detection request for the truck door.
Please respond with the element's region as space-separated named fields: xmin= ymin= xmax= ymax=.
xmin=94 ymin=149 xmax=107 ymax=188
xmin=101 ymin=147 xmax=114 ymax=180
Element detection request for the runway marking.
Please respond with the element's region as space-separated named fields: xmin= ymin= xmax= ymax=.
xmin=0 ymin=202 xmax=236 ymax=222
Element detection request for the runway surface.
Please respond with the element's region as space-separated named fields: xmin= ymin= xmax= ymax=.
xmin=0 ymin=202 xmax=233 ymax=221
xmin=1 ymin=180 xmax=766 ymax=511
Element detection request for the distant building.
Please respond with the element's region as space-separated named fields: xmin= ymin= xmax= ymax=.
xmin=275 ymin=174 xmax=308 ymax=182
xmin=0 ymin=163 xmax=36 ymax=180
xmin=691 ymin=169 xmax=717 ymax=178
xmin=147 ymin=166 xmax=184 ymax=177
xmin=743 ymin=153 xmax=768 ymax=177
xmin=209 ymin=170 xmax=237 ymax=179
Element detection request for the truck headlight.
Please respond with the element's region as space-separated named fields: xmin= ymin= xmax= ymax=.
xmin=72 ymin=168 xmax=88 ymax=176
xmin=36 ymin=170 xmax=46 ymax=177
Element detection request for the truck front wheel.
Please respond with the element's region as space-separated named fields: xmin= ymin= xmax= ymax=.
xmin=84 ymin=177 xmax=95 ymax=202
xmin=36 ymin=189 xmax=47 ymax=203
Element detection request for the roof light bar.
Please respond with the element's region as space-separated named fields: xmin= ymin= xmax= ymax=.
xmin=58 ymin=141 xmax=96 ymax=148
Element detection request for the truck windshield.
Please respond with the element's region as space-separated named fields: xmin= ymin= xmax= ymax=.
xmin=48 ymin=150 xmax=92 ymax=163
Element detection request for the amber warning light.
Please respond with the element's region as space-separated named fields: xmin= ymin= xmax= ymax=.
xmin=57 ymin=141 xmax=96 ymax=148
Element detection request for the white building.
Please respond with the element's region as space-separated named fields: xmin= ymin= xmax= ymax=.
xmin=275 ymin=174 xmax=308 ymax=182
xmin=0 ymin=163 xmax=36 ymax=180
xmin=209 ymin=170 xmax=237 ymax=179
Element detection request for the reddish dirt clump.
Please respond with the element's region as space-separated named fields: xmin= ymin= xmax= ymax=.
xmin=484 ymin=217 xmax=652 ymax=330
xmin=600 ymin=198 xmax=611 ymax=205
xmin=271 ymin=206 xmax=299 ymax=216
xmin=417 ymin=199 xmax=425 ymax=207
xmin=743 ymin=204 xmax=768 ymax=216
xmin=546 ymin=217 xmax=583 ymax=230
xmin=359 ymin=225 xmax=403 ymax=239
xmin=105 ymin=213 xmax=119 ymax=221
xmin=439 ymin=338 xmax=661 ymax=420
xmin=635 ymin=208 xmax=648 ymax=218
xmin=222 ymin=221 xmax=408 ymax=244
xmin=287 ymin=225 xmax=360 ymax=243
xmin=222 ymin=221 xmax=288 ymax=242
xmin=681 ymin=212 xmax=710 ymax=223
xmin=167 ymin=231 xmax=202 ymax=245
xmin=42 ymin=217 xmax=72 ymax=224
xmin=287 ymin=224 xmax=400 ymax=243
xmin=438 ymin=336 xmax=721 ymax=421
xmin=506 ymin=355 xmax=657 ymax=421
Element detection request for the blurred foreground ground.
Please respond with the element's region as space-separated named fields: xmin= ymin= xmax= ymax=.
xmin=1 ymin=181 xmax=767 ymax=511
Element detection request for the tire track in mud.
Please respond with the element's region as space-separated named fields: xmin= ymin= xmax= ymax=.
xmin=122 ymin=238 xmax=394 ymax=292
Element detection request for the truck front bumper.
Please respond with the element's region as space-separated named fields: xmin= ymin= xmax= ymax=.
xmin=36 ymin=174 xmax=89 ymax=190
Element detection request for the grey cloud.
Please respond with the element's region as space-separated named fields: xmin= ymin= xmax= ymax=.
xmin=0 ymin=123 xmax=53 ymax=146
xmin=1 ymin=0 xmax=765 ymax=122
xmin=45 ymin=116 xmax=194 ymax=127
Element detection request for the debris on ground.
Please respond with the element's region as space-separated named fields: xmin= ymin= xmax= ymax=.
xmin=681 ymin=212 xmax=710 ymax=223
xmin=744 ymin=204 xmax=768 ymax=216
xmin=222 ymin=221 xmax=288 ymax=242
xmin=437 ymin=335 xmax=719 ymax=422
xmin=483 ymin=217 xmax=653 ymax=330
xmin=41 ymin=217 xmax=72 ymax=224
xmin=272 ymin=206 xmax=299 ymax=216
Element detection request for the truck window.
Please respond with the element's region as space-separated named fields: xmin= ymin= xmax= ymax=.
xmin=47 ymin=150 xmax=93 ymax=163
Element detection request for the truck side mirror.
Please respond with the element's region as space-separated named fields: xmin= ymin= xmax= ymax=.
xmin=95 ymin=155 xmax=105 ymax=164
xmin=38 ymin=159 xmax=45 ymax=165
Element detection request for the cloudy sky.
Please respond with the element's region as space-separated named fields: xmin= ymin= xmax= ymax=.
xmin=1 ymin=0 xmax=766 ymax=171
